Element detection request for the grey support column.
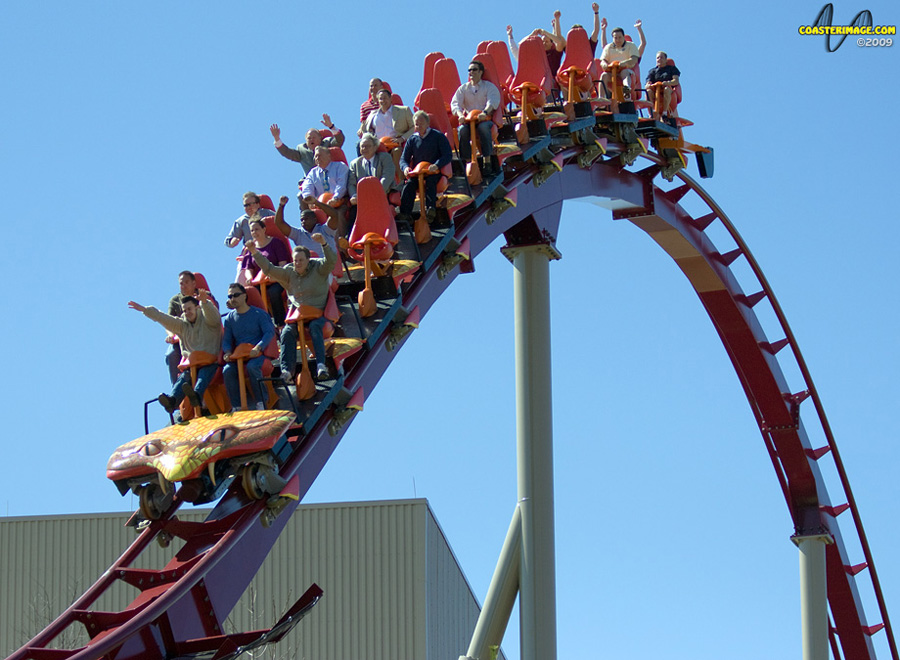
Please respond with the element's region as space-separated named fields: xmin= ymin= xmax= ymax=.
xmin=460 ymin=223 xmax=561 ymax=660
xmin=792 ymin=533 xmax=833 ymax=660
xmin=507 ymin=240 xmax=561 ymax=660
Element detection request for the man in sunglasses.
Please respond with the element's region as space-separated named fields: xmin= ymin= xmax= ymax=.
xmin=222 ymin=283 xmax=276 ymax=411
xmin=451 ymin=60 xmax=501 ymax=174
xmin=224 ymin=191 xmax=276 ymax=249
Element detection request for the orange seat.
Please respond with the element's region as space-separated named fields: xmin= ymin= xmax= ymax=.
xmin=176 ymin=350 xmax=227 ymax=420
xmin=348 ymin=177 xmax=399 ymax=316
xmin=557 ymin=27 xmax=597 ymax=101
xmin=284 ymin=288 xmax=338 ymax=400
xmin=510 ymin=36 xmax=553 ymax=141
xmin=229 ymin=343 xmax=276 ymax=410
xmin=510 ymin=36 xmax=551 ymax=113
xmin=348 ymin=177 xmax=398 ymax=263
xmin=403 ymin=161 xmax=450 ymax=245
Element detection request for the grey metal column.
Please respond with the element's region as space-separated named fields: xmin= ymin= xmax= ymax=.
xmin=510 ymin=241 xmax=561 ymax=660
xmin=793 ymin=533 xmax=833 ymax=660
xmin=459 ymin=225 xmax=562 ymax=660
xmin=464 ymin=507 xmax=522 ymax=660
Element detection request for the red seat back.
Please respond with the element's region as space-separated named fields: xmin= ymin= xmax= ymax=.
xmin=511 ymin=36 xmax=551 ymax=107
xmin=416 ymin=88 xmax=456 ymax=150
xmin=476 ymin=41 xmax=491 ymax=54
xmin=415 ymin=51 xmax=446 ymax=109
xmin=263 ymin=217 xmax=292 ymax=256
xmin=668 ymin=58 xmax=683 ymax=108
xmin=432 ymin=58 xmax=462 ymax=111
xmin=624 ymin=36 xmax=641 ymax=98
xmin=328 ymin=146 xmax=348 ymax=165
xmin=191 ymin=272 xmax=220 ymax=308
xmin=245 ymin=286 xmax=265 ymax=310
xmin=258 ymin=194 xmax=276 ymax=211
xmin=471 ymin=52 xmax=506 ymax=124
xmin=349 ymin=177 xmax=398 ymax=257
xmin=486 ymin=40 xmax=515 ymax=92
xmin=193 ymin=272 xmax=211 ymax=292
xmin=558 ymin=27 xmax=596 ymax=92
xmin=324 ymin=287 xmax=340 ymax=323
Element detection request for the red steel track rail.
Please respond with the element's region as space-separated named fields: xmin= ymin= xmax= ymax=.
xmin=8 ymin=136 xmax=894 ymax=660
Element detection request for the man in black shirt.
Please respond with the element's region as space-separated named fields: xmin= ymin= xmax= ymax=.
xmin=645 ymin=51 xmax=681 ymax=120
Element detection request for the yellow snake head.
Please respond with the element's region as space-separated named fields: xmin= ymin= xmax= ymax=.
xmin=107 ymin=411 xmax=296 ymax=484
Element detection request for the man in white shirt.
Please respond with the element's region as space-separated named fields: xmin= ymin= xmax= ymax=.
xmin=451 ymin=60 xmax=501 ymax=174
xmin=362 ymin=89 xmax=414 ymax=174
xmin=599 ymin=26 xmax=641 ymax=98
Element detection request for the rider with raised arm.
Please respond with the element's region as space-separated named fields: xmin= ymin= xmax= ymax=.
xmin=129 ymin=288 xmax=222 ymax=415
xmin=270 ymin=115 xmax=345 ymax=177
xmin=246 ymin=235 xmax=336 ymax=382
xmin=274 ymin=195 xmax=337 ymax=255
xmin=506 ymin=9 xmax=567 ymax=72
xmin=599 ymin=23 xmax=643 ymax=98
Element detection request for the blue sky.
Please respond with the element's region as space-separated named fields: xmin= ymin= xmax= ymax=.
xmin=1 ymin=1 xmax=898 ymax=658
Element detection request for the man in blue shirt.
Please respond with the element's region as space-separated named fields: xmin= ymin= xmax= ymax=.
xmin=300 ymin=146 xmax=351 ymax=235
xmin=222 ymin=283 xmax=276 ymax=410
xmin=398 ymin=111 xmax=452 ymax=223
xmin=224 ymin=192 xmax=276 ymax=248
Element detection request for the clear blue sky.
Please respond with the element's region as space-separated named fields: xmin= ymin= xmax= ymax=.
xmin=1 ymin=1 xmax=898 ymax=658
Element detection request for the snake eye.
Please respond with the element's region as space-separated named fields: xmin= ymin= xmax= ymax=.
xmin=141 ymin=440 xmax=163 ymax=457
xmin=203 ymin=426 xmax=238 ymax=445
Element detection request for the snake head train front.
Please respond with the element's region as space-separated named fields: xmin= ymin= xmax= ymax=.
xmin=107 ymin=410 xmax=296 ymax=519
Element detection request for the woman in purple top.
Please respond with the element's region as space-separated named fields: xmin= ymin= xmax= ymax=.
xmin=241 ymin=220 xmax=291 ymax=326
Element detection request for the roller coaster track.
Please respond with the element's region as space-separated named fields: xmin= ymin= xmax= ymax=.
xmin=8 ymin=131 xmax=896 ymax=660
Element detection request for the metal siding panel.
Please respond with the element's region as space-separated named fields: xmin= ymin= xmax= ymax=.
xmin=1 ymin=500 xmax=490 ymax=660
